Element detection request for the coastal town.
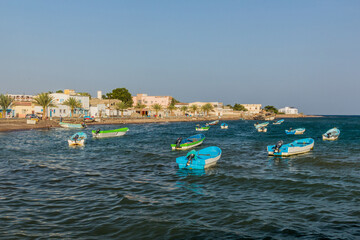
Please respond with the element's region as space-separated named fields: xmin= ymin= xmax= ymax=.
xmin=0 ymin=88 xmax=302 ymax=132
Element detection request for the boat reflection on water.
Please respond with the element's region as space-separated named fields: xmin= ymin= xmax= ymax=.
xmin=176 ymin=168 xmax=206 ymax=177
xmin=267 ymin=156 xmax=299 ymax=173
xmin=175 ymin=169 xmax=207 ymax=195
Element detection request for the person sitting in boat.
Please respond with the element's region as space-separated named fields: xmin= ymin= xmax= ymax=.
xmin=81 ymin=122 xmax=86 ymax=127
xmin=73 ymin=134 xmax=79 ymax=143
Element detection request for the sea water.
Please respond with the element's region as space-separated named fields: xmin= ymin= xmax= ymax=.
xmin=0 ymin=116 xmax=359 ymax=239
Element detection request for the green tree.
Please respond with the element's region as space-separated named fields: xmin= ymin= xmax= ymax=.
xmin=78 ymin=92 xmax=92 ymax=99
xmin=0 ymin=94 xmax=14 ymax=118
xmin=116 ymin=102 xmax=128 ymax=117
xmin=152 ymin=104 xmax=162 ymax=117
xmin=33 ymin=93 xmax=55 ymax=119
xmin=201 ymin=103 xmax=214 ymax=116
xmin=264 ymin=105 xmax=278 ymax=114
xmin=63 ymin=97 xmax=82 ymax=118
xmin=105 ymin=88 xmax=133 ymax=106
xmin=167 ymin=104 xmax=177 ymax=116
xmin=180 ymin=106 xmax=188 ymax=116
xmin=233 ymin=104 xmax=248 ymax=111
xmin=170 ymin=98 xmax=180 ymax=106
xmin=56 ymin=90 xmax=63 ymax=93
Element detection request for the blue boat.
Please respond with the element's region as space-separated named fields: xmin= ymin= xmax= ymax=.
xmin=267 ymin=138 xmax=314 ymax=156
xmin=273 ymin=119 xmax=284 ymax=125
xmin=221 ymin=123 xmax=228 ymax=129
xmin=176 ymin=146 xmax=222 ymax=169
xmin=254 ymin=122 xmax=269 ymax=129
xmin=285 ymin=128 xmax=305 ymax=135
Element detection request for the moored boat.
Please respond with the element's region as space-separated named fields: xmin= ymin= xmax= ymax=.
xmin=273 ymin=119 xmax=284 ymax=125
xmin=220 ymin=123 xmax=228 ymax=129
xmin=285 ymin=128 xmax=305 ymax=135
xmin=176 ymin=146 xmax=222 ymax=169
xmin=92 ymin=127 xmax=129 ymax=138
xmin=171 ymin=134 xmax=205 ymax=150
xmin=68 ymin=132 xmax=87 ymax=146
xmin=254 ymin=122 xmax=269 ymax=129
xmin=257 ymin=127 xmax=267 ymax=132
xmin=196 ymin=124 xmax=210 ymax=131
xmin=207 ymin=120 xmax=219 ymax=126
xmin=322 ymin=127 xmax=340 ymax=141
xmin=60 ymin=122 xmax=86 ymax=129
xmin=267 ymin=138 xmax=314 ymax=156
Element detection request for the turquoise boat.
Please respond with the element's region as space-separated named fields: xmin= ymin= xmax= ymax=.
xmin=68 ymin=132 xmax=87 ymax=146
xmin=254 ymin=122 xmax=269 ymax=129
xmin=285 ymin=128 xmax=305 ymax=135
xmin=273 ymin=119 xmax=284 ymax=125
xmin=267 ymin=138 xmax=314 ymax=156
xmin=60 ymin=122 xmax=86 ymax=129
xmin=171 ymin=134 xmax=205 ymax=150
xmin=323 ymin=127 xmax=340 ymax=141
xmin=176 ymin=146 xmax=222 ymax=169
xmin=221 ymin=123 xmax=228 ymax=129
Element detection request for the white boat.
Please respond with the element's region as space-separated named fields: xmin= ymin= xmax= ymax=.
xmin=265 ymin=116 xmax=275 ymax=121
xmin=267 ymin=138 xmax=314 ymax=156
xmin=257 ymin=127 xmax=267 ymax=132
xmin=68 ymin=132 xmax=87 ymax=146
xmin=322 ymin=127 xmax=340 ymax=141
xmin=60 ymin=122 xmax=86 ymax=129
xmin=220 ymin=123 xmax=228 ymax=129
xmin=92 ymin=127 xmax=129 ymax=138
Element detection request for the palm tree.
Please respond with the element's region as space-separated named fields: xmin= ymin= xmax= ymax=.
xmin=33 ymin=93 xmax=55 ymax=119
xmin=0 ymin=94 xmax=14 ymax=118
xmin=152 ymin=104 xmax=162 ymax=117
xmin=201 ymin=103 xmax=214 ymax=116
xmin=189 ymin=105 xmax=198 ymax=117
xmin=116 ymin=102 xmax=128 ymax=117
xmin=134 ymin=102 xmax=146 ymax=115
xmin=63 ymin=97 xmax=82 ymax=118
xmin=167 ymin=104 xmax=177 ymax=116
xmin=180 ymin=106 xmax=188 ymax=116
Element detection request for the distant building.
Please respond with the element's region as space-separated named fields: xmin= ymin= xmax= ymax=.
xmin=279 ymin=106 xmax=299 ymax=115
xmin=132 ymin=94 xmax=172 ymax=108
xmin=7 ymin=94 xmax=34 ymax=102
xmin=241 ymin=104 xmax=262 ymax=114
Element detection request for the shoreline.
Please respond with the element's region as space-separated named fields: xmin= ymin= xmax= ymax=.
xmin=0 ymin=115 xmax=322 ymax=133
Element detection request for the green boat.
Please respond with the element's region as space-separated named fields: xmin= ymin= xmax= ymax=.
xmin=92 ymin=127 xmax=129 ymax=138
xmin=171 ymin=134 xmax=206 ymax=150
xmin=196 ymin=124 xmax=210 ymax=131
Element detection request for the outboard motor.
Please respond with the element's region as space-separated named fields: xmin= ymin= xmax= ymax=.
xmin=185 ymin=150 xmax=197 ymax=167
xmin=95 ymin=129 xmax=101 ymax=134
xmin=274 ymin=140 xmax=283 ymax=153
xmin=175 ymin=137 xmax=182 ymax=148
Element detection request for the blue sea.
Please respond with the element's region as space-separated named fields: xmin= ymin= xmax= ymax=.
xmin=0 ymin=116 xmax=359 ymax=239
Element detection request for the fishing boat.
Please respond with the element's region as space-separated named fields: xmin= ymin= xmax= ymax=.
xmin=68 ymin=132 xmax=87 ymax=146
xmin=322 ymin=127 xmax=340 ymax=141
xmin=60 ymin=122 xmax=86 ymax=129
xmin=257 ymin=127 xmax=267 ymax=132
xmin=254 ymin=122 xmax=269 ymax=129
xmin=220 ymin=123 xmax=228 ymax=129
xmin=176 ymin=146 xmax=222 ymax=169
xmin=196 ymin=124 xmax=210 ymax=131
xmin=267 ymin=138 xmax=314 ymax=156
xmin=171 ymin=134 xmax=205 ymax=150
xmin=285 ymin=128 xmax=305 ymax=135
xmin=92 ymin=127 xmax=129 ymax=138
xmin=273 ymin=119 xmax=284 ymax=125
xmin=207 ymin=120 xmax=219 ymax=126
xmin=265 ymin=116 xmax=275 ymax=121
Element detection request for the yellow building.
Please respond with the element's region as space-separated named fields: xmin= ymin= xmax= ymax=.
xmin=12 ymin=102 xmax=35 ymax=118
xmin=241 ymin=104 xmax=262 ymax=114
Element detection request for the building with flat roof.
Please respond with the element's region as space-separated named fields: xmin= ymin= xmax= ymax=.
xmin=279 ymin=106 xmax=299 ymax=115
xmin=241 ymin=104 xmax=262 ymax=114
xmin=132 ymin=94 xmax=172 ymax=108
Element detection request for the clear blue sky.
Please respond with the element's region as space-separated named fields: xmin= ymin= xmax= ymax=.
xmin=1 ymin=0 xmax=359 ymax=115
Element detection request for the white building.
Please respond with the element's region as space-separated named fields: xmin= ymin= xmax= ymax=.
xmin=34 ymin=92 xmax=90 ymax=117
xmin=279 ymin=106 xmax=299 ymax=115
xmin=241 ymin=104 xmax=262 ymax=114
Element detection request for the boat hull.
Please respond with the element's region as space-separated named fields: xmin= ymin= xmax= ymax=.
xmin=196 ymin=127 xmax=210 ymax=131
xmin=322 ymin=135 xmax=338 ymax=141
xmin=171 ymin=134 xmax=206 ymax=150
xmin=322 ymin=128 xmax=340 ymax=141
xmin=68 ymin=139 xmax=85 ymax=146
xmin=220 ymin=126 xmax=228 ymax=129
xmin=267 ymin=138 xmax=314 ymax=156
xmin=254 ymin=122 xmax=269 ymax=129
xmin=285 ymin=128 xmax=305 ymax=135
xmin=258 ymin=128 xmax=267 ymax=132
